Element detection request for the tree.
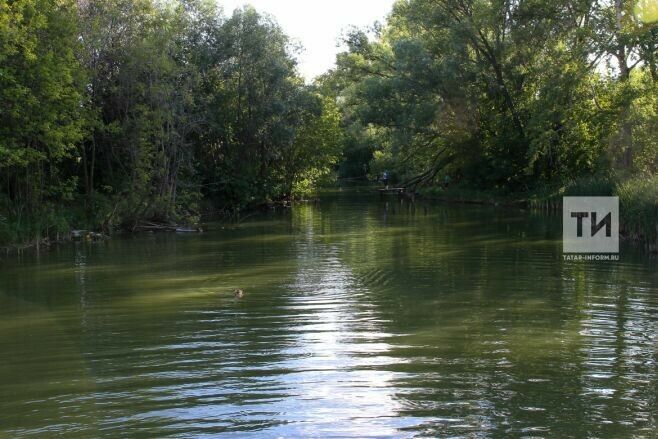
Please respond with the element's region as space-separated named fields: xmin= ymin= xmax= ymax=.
xmin=282 ymin=94 xmax=342 ymax=198
xmin=0 ymin=0 xmax=85 ymax=239
xmin=332 ymin=0 xmax=657 ymax=191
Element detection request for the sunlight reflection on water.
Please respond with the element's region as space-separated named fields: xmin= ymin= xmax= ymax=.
xmin=0 ymin=191 xmax=656 ymax=437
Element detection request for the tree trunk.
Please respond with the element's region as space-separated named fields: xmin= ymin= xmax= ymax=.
xmin=615 ymin=0 xmax=633 ymax=169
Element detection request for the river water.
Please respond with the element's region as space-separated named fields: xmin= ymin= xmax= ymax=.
xmin=0 ymin=190 xmax=656 ymax=437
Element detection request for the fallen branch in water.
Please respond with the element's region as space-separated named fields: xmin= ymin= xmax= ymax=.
xmin=134 ymin=221 xmax=175 ymax=231
xmin=134 ymin=221 xmax=202 ymax=233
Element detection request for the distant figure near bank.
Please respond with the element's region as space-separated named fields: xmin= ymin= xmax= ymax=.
xmin=443 ymin=174 xmax=452 ymax=189
xmin=382 ymin=170 xmax=390 ymax=189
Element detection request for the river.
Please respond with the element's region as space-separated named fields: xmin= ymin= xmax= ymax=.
xmin=0 ymin=189 xmax=656 ymax=437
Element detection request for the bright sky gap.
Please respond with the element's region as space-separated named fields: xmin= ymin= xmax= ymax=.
xmin=218 ymin=0 xmax=397 ymax=80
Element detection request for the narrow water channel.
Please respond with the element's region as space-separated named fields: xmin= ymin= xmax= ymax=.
xmin=1 ymin=190 xmax=656 ymax=437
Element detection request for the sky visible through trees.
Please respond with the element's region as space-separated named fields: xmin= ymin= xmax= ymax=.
xmin=219 ymin=0 xmax=397 ymax=80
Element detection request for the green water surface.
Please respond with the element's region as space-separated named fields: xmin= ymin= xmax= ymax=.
xmin=0 ymin=190 xmax=656 ymax=437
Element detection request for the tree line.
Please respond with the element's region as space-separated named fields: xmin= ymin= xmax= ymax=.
xmin=1 ymin=0 xmax=657 ymax=247
xmin=328 ymin=0 xmax=656 ymax=193
xmin=1 ymin=0 xmax=341 ymax=245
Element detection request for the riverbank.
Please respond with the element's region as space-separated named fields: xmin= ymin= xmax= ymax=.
xmin=3 ymin=176 xmax=656 ymax=254
xmin=418 ymin=174 xmax=658 ymax=253
xmin=0 ymin=229 xmax=108 ymax=256
xmin=0 ymin=199 xmax=295 ymax=255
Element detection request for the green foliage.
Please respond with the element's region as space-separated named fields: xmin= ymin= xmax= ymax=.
xmin=195 ymin=6 xmax=306 ymax=206
xmin=617 ymin=175 xmax=658 ymax=242
xmin=0 ymin=1 xmax=84 ymax=203
xmin=331 ymin=0 xmax=657 ymax=191
xmin=285 ymin=96 xmax=342 ymax=198
xmin=1 ymin=0 xmax=343 ymax=246
xmin=324 ymin=0 xmax=656 ymax=245
xmin=1 ymin=0 xmax=656 ymax=249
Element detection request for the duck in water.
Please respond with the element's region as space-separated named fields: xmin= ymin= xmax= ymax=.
xmin=233 ymin=289 xmax=244 ymax=299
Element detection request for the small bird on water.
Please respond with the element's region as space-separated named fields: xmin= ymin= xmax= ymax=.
xmin=233 ymin=289 xmax=244 ymax=299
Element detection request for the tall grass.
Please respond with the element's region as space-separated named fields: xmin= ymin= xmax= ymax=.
xmin=529 ymin=174 xmax=657 ymax=250
xmin=0 ymin=201 xmax=78 ymax=250
xmin=528 ymin=176 xmax=616 ymax=211
xmin=617 ymin=175 xmax=658 ymax=246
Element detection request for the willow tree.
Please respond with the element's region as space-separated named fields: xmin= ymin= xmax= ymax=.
xmin=195 ymin=6 xmax=305 ymax=207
